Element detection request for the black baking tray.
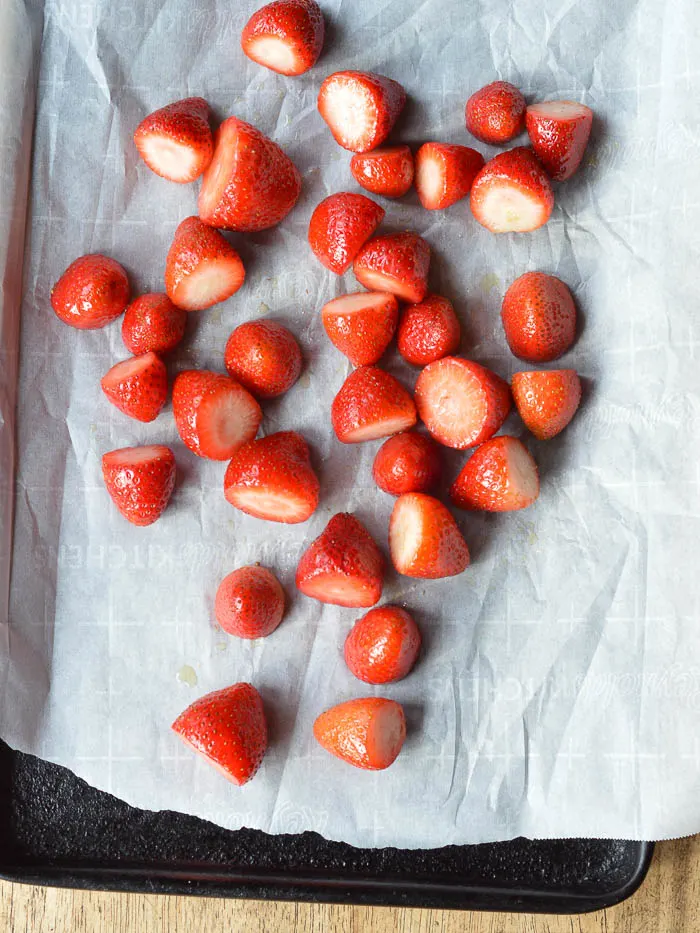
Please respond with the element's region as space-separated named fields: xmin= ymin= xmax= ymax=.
xmin=0 ymin=740 xmax=653 ymax=912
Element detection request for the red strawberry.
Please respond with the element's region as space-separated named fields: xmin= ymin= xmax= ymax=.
xmin=215 ymin=566 xmax=285 ymax=639
xmin=512 ymin=369 xmax=582 ymax=440
xmin=414 ymin=357 xmax=511 ymax=449
xmin=165 ymin=217 xmax=245 ymax=311
xmin=241 ymin=0 xmax=324 ymax=76
xmin=344 ymin=606 xmax=421 ymax=684
xmin=465 ymin=81 xmax=526 ymax=145
xmin=198 ymin=117 xmax=301 ymax=231
xmin=350 ymin=145 xmax=414 ymax=198
xmin=501 ymin=271 xmax=576 ymax=363
xmin=134 ymin=97 xmax=213 ymax=184
xmin=450 ymin=436 xmax=539 ymax=512
xmin=51 ymin=254 xmax=130 ymax=329
xmin=102 ymin=445 xmax=176 ymax=526
xmin=101 ymin=352 xmax=168 ymax=423
xmin=353 ymin=232 xmax=430 ymax=304
xmin=526 ymin=101 xmax=593 ymax=181
xmin=172 ymin=683 xmax=267 ymax=786
xmin=470 ymin=147 xmax=554 ymax=233
xmin=397 ymin=294 xmax=460 ymax=366
xmin=389 ymin=492 xmax=470 ymax=579
xmin=224 ymin=320 xmax=302 ymax=399
xmin=296 ymin=512 xmax=384 ymax=608
xmin=121 ymin=293 xmax=187 ymax=355
xmin=414 ymin=142 xmax=484 ymax=210
xmin=172 ymin=370 xmax=262 ymax=460
xmin=313 ymin=698 xmax=406 ymax=770
xmin=372 ymin=431 xmax=441 ymax=496
xmin=308 ymin=192 xmax=385 ymax=274
xmin=321 ymin=291 xmax=399 ymax=366
xmin=317 ymin=71 xmax=406 ymax=153
xmin=332 ymin=366 xmax=416 ymax=443
xmin=224 ymin=431 xmax=320 ymax=523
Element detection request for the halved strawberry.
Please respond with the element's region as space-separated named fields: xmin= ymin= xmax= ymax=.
xmin=121 ymin=293 xmax=187 ymax=355
xmin=414 ymin=357 xmax=511 ymax=449
xmin=101 ymin=352 xmax=168 ymax=423
xmin=134 ymin=97 xmax=213 ymax=184
xmin=350 ymin=145 xmax=414 ymax=198
xmin=172 ymin=370 xmax=262 ymax=460
xmin=317 ymin=71 xmax=406 ymax=153
xmin=470 ymin=147 xmax=554 ymax=233
xmin=198 ymin=117 xmax=301 ymax=231
xmin=389 ymin=492 xmax=470 ymax=579
xmin=501 ymin=271 xmax=576 ymax=363
xmin=450 ymin=435 xmax=539 ymax=511
xmin=512 ymin=369 xmax=582 ymax=440
xmin=102 ymin=445 xmax=176 ymax=526
xmin=353 ymin=232 xmax=430 ymax=303
xmin=172 ymin=683 xmax=267 ymax=786
xmin=465 ymin=81 xmax=526 ymax=145
xmin=241 ymin=0 xmax=324 ymax=76
xmin=224 ymin=320 xmax=302 ymax=398
xmin=51 ymin=254 xmax=130 ymax=330
xmin=321 ymin=291 xmax=399 ymax=366
xmin=215 ymin=566 xmax=285 ymax=639
xmin=224 ymin=430 xmax=320 ymax=523
xmin=165 ymin=216 xmax=245 ymax=311
xmin=313 ymin=698 xmax=406 ymax=770
xmin=372 ymin=431 xmax=441 ymax=496
xmin=332 ymin=366 xmax=416 ymax=443
xmin=308 ymin=192 xmax=385 ymax=274
xmin=414 ymin=142 xmax=484 ymax=210
xmin=344 ymin=606 xmax=421 ymax=684
xmin=397 ymin=294 xmax=460 ymax=366
xmin=526 ymin=101 xmax=593 ymax=181
xmin=296 ymin=512 xmax=384 ymax=608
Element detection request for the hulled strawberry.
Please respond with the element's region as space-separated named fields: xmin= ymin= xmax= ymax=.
xmin=470 ymin=147 xmax=554 ymax=233
xmin=215 ymin=566 xmax=285 ymax=638
xmin=134 ymin=97 xmax=213 ymax=184
xmin=165 ymin=216 xmax=245 ymax=311
xmin=51 ymin=254 xmax=130 ymax=329
xmin=450 ymin=435 xmax=540 ymax=511
xmin=353 ymin=232 xmax=430 ymax=303
xmin=389 ymin=492 xmax=470 ymax=579
xmin=501 ymin=271 xmax=577 ymax=363
xmin=313 ymin=698 xmax=406 ymax=770
xmin=525 ymin=101 xmax=593 ymax=181
xmin=344 ymin=606 xmax=421 ymax=684
xmin=511 ymin=369 xmax=582 ymax=440
xmin=121 ymin=293 xmax=187 ymax=355
xmin=308 ymin=192 xmax=384 ymax=274
xmin=397 ymin=294 xmax=460 ymax=366
xmin=332 ymin=366 xmax=416 ymax=443
xmin=241 ymin=0 xmax=324 ymax=76
xmin=414 ymin=142 xmax=484 ymax=210
xmin=101 ymin=352 xmax=168 ymax=423
xmin=102 ymin=445 xmax=176 ymax=526
xmin=321 ymin=291 xmax=399 ymax=366
xmin=372 ymin=431 xmax=441 ymax=496
xmin=317 ymin=71 xmax=406 ymax=153
xmin=350 ymin=145 xmax=414 ymax=198
xmin=465 ymin=81 xmax=526 ymax=145
xmin=224 ymin=320 xmax=302 ymax=398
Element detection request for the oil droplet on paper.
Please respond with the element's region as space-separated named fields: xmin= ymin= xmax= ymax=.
xmin=177 ymin=664 xmax=198 ymax=687
xmin=299 ymin=371 xmax=311 ymax=388
xmin=258 ymin=301 xmax=270 ymax=314
xmin=480 ymin=273 xmax=501 ymax=294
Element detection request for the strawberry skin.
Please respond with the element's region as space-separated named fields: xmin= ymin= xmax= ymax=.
xmin=389 ymin=492 xmax=470 ymax=579
xmin=350 ymin=145 xmax=414 ymax=198
xmin=470 ymin=147 xmax=554 ymax=234
xmin=296 ymin=512 xmax=384 ymax=608
xmin=372 ymin=431 xmax=441 ymax=496
xmin=415 ymin=142 xmax=484 ymax=210
xmin=512 ymin=369 xmax=582 ymax=440
xmin=332 ymin=366 xmax=417 ymax=443
xmin=313 ymin=697 xmax=406 ymax=770
xmin=526 ymin=101 xmax=593 ymax=181
xmin=450 ymin=435 xmax=540 ymax=512
xmin=344 ymin=606 xmax=421 ymax=684
xmin=165 ymin=216 xmax=245 ymax=311
xmin=241 ymin=0 xmax=324 ymax=76
xmin=224 ymin=320 xmax=302 ymax=399
xmin=102 ymin=445 xmax=176 ymax=526
xmin=101 ymin=352 xmax=168 ymax=423
xmin=198 ymin=117 xmax=301 ymax=231
xmin=353 ymin=232 xmax=430 ymax=304
xmin=224 ymin=430 xmax=320 ymax=524
xmin=321 ymin=291 xmax=399 ymax=367
xmin=51 ymin=254 xmax=130 ymax=329
xmin=397 ymin=294 xmax=460 ymax=366
xmin=215 ymin=566 xmax=285 ymax=639
xmin=134 ymin=97 xmax=213 ymax=184
xmin=501 ymin=271 xmax=577 ymax=363
xmin=172 ymin=683 xmax=267 ymax=786
xmin=308 ymin=192 xmax=385 ymax=275
xmin=122 ymin=293 xmax=187 ymax=355
xmin=318 ymin=71 xmax=406 ymax=153
xmin=465 ymin=81 xmax=526 ymax=145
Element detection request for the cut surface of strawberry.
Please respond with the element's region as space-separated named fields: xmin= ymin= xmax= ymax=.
xmin=173 ymin=370 xmax=262 ymax=460
xmin=241 ymin=0 xmax=325 ymax=76
xmin=389 ymin=492 xmax=470 ymax=579
xmin=134 ymin=97 xmax=213 ymax=184
xmin=470 ymin=147 xmax=554 ymax=234
xmin=415 ymin=142 xmax=484 ymax=210
xmin=317 ymin=71 xmax=406 ymax=153
xmin=165 ymin=216 xmax=245 ymax=311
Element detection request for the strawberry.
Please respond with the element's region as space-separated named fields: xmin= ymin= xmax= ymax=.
xmin=397 ymin=294 xmax=460 ymax=366
xmin=501 ymin=271 xmax=576 ymax=363
xmin=344 ymin=606 xmax=421 ymax=684
xmin=525 ymin=101 xmax=593 ymax=181
xmin=470 ymin=147 xmax=554 ymax=234
xmin=224 ymin=431 xmax=320 ymax=524
xmin=331 ymin=366 xmax=416 ymax=443
xmin=389 ymin=492 xmax=470 ymax=579
xmin=172 ymin=370 xmax=262 ymax=460
xmin=350 ymin=145 xmax=414 ymax=198
xmin=100 ymin=352 xmax=168 ymax=423
xmin=241 ymin=0 xmax=324 ymax=76
xmin=224 ymin=320 xmax=302 ymax=398
xmin=372 ymin=431 xmax=441 ymax=496
xmin=308 ymin=192 xmax=385 ymax=274
xmin=165 ymin=216 xmax=245 ymax=311
xmin=414 ymin=357 xmax=511 ymax=449
xmin=317 ymin=71 xmax=406 ymax=153
xmin=321 ymin=291 xmax=399 ymax=366
xmin=465 ymin=81 xmax=526 ymax=145
xmin=353 ymin=232 xmax=430 ymax=304
xmin=450 ymin=436 xmax=539 ymax=512
xmin=414 ymin=142 xmax=484 ymax=210
xmin=121 ymin=293 xmax=187 ymax=355
xmin=215 ymin=566 xmax=285 ymax=639
xmin=102 ymin=445 xmax=176 ymax=526
xmin=198 ymin=117 xmax=301 ymax=231
xmin=512 ymin=369 xmax=582 ymax=440
xmin=51 ymin=254 xmax=130 ymax=329
xmin=296 ymin=512 xmax=384 ymax=608
xmin=313 ymin=698 xmax=406 ymax=770
xmin=134 ymin=97 xmax=213 ymax=184
xmin=172 ymin=683 xmax=267 ymax=786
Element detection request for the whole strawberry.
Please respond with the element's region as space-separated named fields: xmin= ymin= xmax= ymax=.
xmin=372 ymin=431 xmax=441 ymax=496
xmin=501 ymin=271 xmax=577 ymax=363
xmin=121 ymin=293 xmax=187 ymax=355
xmin=344 ymin=606 xmax=421 ymax=684
xmin=350 ymin=146 xmax=414 ymax=199
xmin=465 ymin=81 xmax=526 ymax=145
xmin=397 ymin=294 xmax=461 ymax=366
xmin=224 ymin=320 xmax=302 ymax=399
xmin=215 ymin=566 xmax=285 ymax=639
xmin=51 ymin=254 xmax=130 ymax=329
xmin=102 ymin=445 xmax=176 ymax=526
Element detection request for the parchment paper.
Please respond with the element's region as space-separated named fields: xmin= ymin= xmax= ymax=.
xmin=0 ymin=0 xmax=699 ymax=848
